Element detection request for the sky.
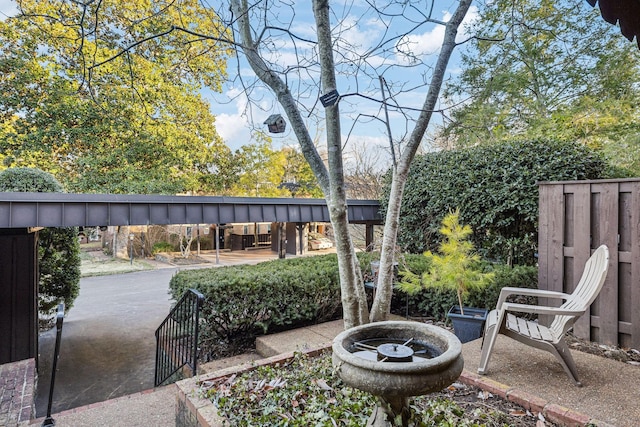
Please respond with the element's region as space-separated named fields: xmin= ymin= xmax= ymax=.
xmin=0 ymin=0 xmax=15 ymax=19
xmin=0 ymin=1 xmax=477 ymax=169
xmin=203 ymin=1 xmax=478 ymax=162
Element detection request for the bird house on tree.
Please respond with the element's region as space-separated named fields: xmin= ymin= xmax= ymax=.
xmin=264 ymin=114 xmax=286 ymax=133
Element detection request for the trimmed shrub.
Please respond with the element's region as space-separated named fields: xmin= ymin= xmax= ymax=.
xmin=384 ymin=139 xmax=611 ymax=265
xmin=170 ymin=249 xmax=537 ymax=358
xmin=169 ymin=254 xmax=345 ymax=358
xmin=152 ymin=241 xmax=175 ymax=254
xmin=0 ymin=167 xmax=80 ymax=329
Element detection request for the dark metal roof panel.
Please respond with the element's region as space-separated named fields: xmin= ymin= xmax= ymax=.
xmin=0 ymin=193 xmax=382 ymax=228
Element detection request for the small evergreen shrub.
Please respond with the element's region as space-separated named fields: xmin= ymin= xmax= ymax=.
xmin=152 ymin=241 xmax=175 ymax=254
xmin=399 ymin=210 xmax=494 ymax=315
xmin=397 ymin=263 xmax=538 ymax=320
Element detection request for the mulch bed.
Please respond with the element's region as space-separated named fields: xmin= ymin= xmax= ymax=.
xmin=431 ymin=381 xmax=556 ymax=426
xmin=566 ymin=332 xmax=640 ymax=365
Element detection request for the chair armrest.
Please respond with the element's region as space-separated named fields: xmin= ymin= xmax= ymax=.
xmin=496 ymin=287 xmax=572 ymax=309
xmin=501 ymin=302 xmax=585 ymax=317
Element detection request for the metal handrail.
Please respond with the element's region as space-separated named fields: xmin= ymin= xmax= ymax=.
xmin=154 ymin=289 xmax=204 ymax=387
xmin=42 ymin=303 xmax=64 ymax=427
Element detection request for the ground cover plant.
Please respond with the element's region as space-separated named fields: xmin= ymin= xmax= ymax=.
xmin=201 ymin=351 xmax=556 ymax=426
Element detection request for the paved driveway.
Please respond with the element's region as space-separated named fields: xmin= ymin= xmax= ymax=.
xmin=34 ymin=248 xmax=328 ymax=415
xmin=36 ymin=269 xmax=176 ymax=415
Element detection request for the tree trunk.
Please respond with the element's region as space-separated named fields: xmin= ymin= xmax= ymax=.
xmin=113 ymin=226 xmax=130 ymax=259
xmin=230 ymin=0 xmax=369 ymax=328
xmin=229 ymin=0 xmax=471 ymax=327
xmin=370 ymin=0 xmax=473 ymax=322
xmin=370 ymin=167 xmax=407 ymax=321
xmin=313 ymin=0 xmax=369 ymax=328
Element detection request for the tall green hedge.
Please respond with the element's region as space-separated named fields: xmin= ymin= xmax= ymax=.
xmin=0 ymin=167 xmax=81 ymax=328
xmin=384 ymin=139 xmax=613 ymax=265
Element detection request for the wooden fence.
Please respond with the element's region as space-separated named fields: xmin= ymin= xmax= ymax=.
xmin=538 ymin=178 xmax=640 ymax=348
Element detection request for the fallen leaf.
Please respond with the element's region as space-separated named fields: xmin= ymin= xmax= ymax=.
xmin=313 ymin=378 xmax=334 ymax=391
xmin=536 ymin=420 xmax=546 ymax=426
xmin=253 ymin=379 xmax=266 ymax=392
xmin=509 ymin=409 xmax=526 ymax=417
xmin=477 ymin=390 xmax=493 ymax=400
xmin=223 ymin=374 xmax=237 ymax=386
xmin=291 ymin=399 xmax=299 ymax=408
xmin=269 ymin=377 xmax=287 ymax=388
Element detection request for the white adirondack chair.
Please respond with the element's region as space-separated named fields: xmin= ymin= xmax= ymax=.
xmin=478 ymin=245 xmax=609 ymax=386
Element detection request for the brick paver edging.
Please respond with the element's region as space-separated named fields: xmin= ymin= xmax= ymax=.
xmin=459 ymin=371 xmax=611 ymax=427
xmin=0 ymin=358 xmax=36 ymax=426
xmin=175 ymin=343 xmax=602 ymax=427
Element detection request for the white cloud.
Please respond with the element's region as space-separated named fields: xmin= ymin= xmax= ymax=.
xmin=211 ymin=88 xmax=253 ymax=150
xmin=459 ymin=6 xmax=480 ymax=40
xmin=394 ymin=6 xmax=479 ymax=64
xmin=396 ymin=25 xmax=447 ymax=60
xmin=210 ymin=86 xmax=293 ymax=151
xmin=215 ymin=112 xmax=251 ymax=150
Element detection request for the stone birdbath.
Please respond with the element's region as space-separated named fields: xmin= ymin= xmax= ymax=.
xmin=332 ymin=320 xmax=463 ymax=426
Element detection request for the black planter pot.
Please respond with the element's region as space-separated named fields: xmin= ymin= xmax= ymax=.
xmin=447 ymin=305 xmax=488 ymax=343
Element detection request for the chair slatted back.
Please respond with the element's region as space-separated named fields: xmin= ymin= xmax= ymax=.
xmin=549 ymin=245 xmax=609 ymax=337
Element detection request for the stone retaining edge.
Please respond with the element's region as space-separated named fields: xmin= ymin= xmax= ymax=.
xmin=175 ymin=343 xmax=603 ymax=427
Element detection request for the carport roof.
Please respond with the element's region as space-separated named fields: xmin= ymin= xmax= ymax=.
xmin=0 ymin=192 xmax=382 ymax=228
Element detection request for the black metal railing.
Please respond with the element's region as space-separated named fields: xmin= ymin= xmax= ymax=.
xmin=42 ymin=303 xmax=64 ymax=427
xmin=154 ymin=289 xmax=204 ymax=387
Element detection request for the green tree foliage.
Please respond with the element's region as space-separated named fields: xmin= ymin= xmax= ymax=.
xmin=281 ymin=147 xmax=323 ymax=198
xmin=385 ymin=140 xmax=612 ymax=265
xmin=0 ymin=0 xmax=234 ymax=194
xmin=230 ymin=136 xmax=289 ymax=197
xmin=226 ymin=136 xmax=322 ymax=198
xmin=441 ymin=0 xmax=640 ymax=175
xmin=0 ymin=168 xmax=80 ymax=328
